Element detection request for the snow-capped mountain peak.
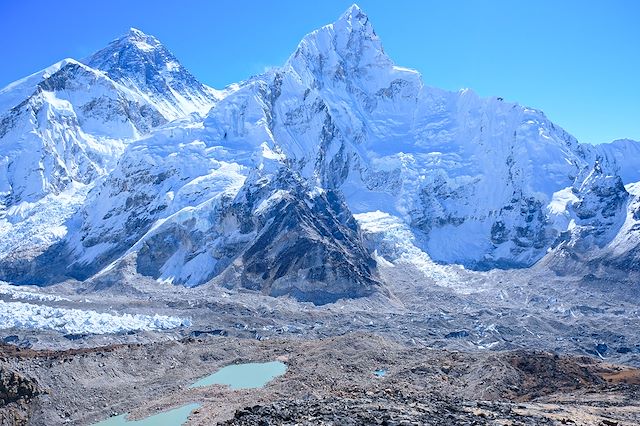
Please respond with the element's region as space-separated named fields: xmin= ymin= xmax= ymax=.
xmin=84 ymin=27 xmax=171 ymax=74
xmin=0 ymin=26 xmax=224 ymax=267
xmin=0 ymin=58 xmax=77 ymax=115
xmin=124 ymin=27 xmax=164 ymax=51
xmin=84 ymin=27 xmax=220 ymax=119
xmin=286 ymin=2 xmax=404 ymax=92
xmin=333 ymin=3 xmax=379 ymax=45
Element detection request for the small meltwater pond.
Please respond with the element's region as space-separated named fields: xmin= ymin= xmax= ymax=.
xmin=373 ymin=368 xmax=387 ymax=377
xmin=92 ymin=361 xmax=287 ymax=426
xmin=190 ymin=360 xmax=287 ymax=389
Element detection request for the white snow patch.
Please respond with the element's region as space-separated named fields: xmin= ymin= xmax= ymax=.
xmin=548 ymin=186 xmax=579 ymax=215
xmin=254 ymin=190 xmax=289 ymax=215
xmin=625 ymin=182 xmax=640 ymax=197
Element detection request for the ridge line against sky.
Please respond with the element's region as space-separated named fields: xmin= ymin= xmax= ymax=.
xmin=2 ymin=0 xmax=638 ymax=144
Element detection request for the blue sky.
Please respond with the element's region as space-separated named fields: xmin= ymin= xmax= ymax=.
xmin=2 ymin=0 xmax=638 ymax=144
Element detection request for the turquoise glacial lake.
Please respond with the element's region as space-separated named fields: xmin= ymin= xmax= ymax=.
xmin=92 ymin=361 xmax=286 ymax=425
xmin=93 ymin=403 xmax=200 ymax=426
xmin=189 ymin=360 xmax=287 ymax=389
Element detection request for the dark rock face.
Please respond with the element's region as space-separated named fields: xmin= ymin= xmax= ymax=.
xmin=28 ymin=162 xmax=382 ymax=304
xmin=0 ymin=366 xmax=41 ymax=426
xmin=571 ymin=161 xmax=628 ymax=229
xmin=0 ymin=368 xmax=39 ymax=406
xmin=501 ymin=350 xmax=604 ymax=400
xmin=220 ymin=393 xmax=479 ymax=426
xmin=536 ymin=159 xmax=634 ymax=282
xmin=234 ymin=170 xmax=380 ymax=304
xmin=132 ymin=168 xmax=382 ymax=304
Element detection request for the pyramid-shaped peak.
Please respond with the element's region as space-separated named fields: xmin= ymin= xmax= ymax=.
xmin=333 ymin=4 xmax=375 ymax=37
xmin=338 ymin=4 xmax=368 ymax=25
xmin=83 ymin=26 xmax=191 ymax=94
xmin=84 ymin=27 xmax=171 ymax=72
xmin=116 ymin=27 xmax=162 ymax=51
xmin=286 ymin=3 xmax=391 ymax=80
xmin=345 ymin=3 xmax=363 ymax=13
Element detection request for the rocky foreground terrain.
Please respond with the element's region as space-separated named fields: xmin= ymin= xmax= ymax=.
xmin=0 ymin=255 xmax=638 ymax=425
xmin=0 ymin=333 xmax=639 ymax=425
xmin=0 ymin=260 xmax=638 ymax=424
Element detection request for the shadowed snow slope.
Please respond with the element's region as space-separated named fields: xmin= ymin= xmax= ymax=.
xmin=0 ymin=4 xmax=638 ymax=302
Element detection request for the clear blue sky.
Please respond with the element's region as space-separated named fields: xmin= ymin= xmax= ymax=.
xmin=2 ymin=0 xmax=638 ymax=144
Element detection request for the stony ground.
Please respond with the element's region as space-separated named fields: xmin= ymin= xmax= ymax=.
xmin=1 ymin=262 xmax=640 ymax=425
xmin=0 ymin=333 xmax=639 ymax=425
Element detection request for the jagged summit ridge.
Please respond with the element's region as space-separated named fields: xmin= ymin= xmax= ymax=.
xmin=333 ymin=3 xmax=382 ymax=52
xmin=85 ymin=26 xmax=172 ymax=75
xmin=51 ymin=5 xmax=629 ymax=283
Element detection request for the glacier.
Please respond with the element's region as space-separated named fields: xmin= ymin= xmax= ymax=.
xmin=0 ymin=299 xmax=189 ymax=335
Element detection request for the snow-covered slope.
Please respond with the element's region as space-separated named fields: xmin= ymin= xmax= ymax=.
xmin=16 ymin=112 xmax=381 ymax=302
xmin=0 ymin=28 xmax=219 ymax=207
xmin=200 ymin=5 xmax=623 ymax=269
xmin=0 ymin=60 xmax=159 ymax=206
xmin=596 ymin=139 xmax=640 ymax=185
xmin=0 ymin=4 xmax=637 ymax=301
xmin=0 ymin=59 xmax=75 ymax=115
xmin=542 ymin=181 xmax=640 ymax=282
xmin=0 ymin=29 xmax=221 ymax=270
